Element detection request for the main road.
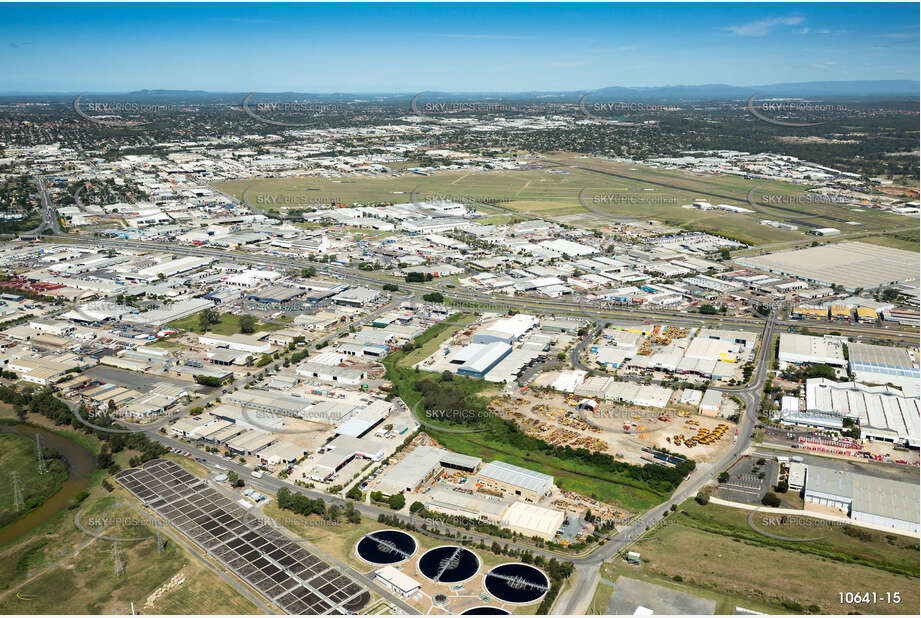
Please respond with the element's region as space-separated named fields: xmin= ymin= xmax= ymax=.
xmin=551 ymin=310 xmax=776 ymax=614
xmin=29 ymin=232 xmax=913 ymax=613
xmin=50 ymin=236 xmax=918 ymax=344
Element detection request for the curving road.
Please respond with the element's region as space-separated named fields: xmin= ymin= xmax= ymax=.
xmin=29 ymin=231 xmax=914 ymax=613
xmin=553 ymin=310 xmax=776 ymax=614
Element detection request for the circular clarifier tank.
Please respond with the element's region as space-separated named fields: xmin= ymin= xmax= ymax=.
xmin=417 ymin=545 xmax=480 ymax=584
xmin=461 ymin=607 xmax=510 ymax=615
xmin=483 ymin=563 xmax=550 ymax=604
xmin=355 ymin=529 xmax=417 ymax=565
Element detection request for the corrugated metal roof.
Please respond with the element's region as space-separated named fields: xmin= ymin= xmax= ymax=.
xmin=479 ymin=461 xmax=553 ymax=494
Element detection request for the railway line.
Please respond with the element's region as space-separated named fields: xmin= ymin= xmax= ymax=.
xmin=28 ymin=233 xmax=916 ymax=616
xmin=51 ymin=236 xmax=919 ymax=345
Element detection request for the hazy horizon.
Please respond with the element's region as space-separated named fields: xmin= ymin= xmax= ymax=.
xmin=2 ymin=2 xmax=918 ymax=93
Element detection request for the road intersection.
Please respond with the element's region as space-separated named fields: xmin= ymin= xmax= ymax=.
xmin=23 ymin=222 xmax=912 ymax=614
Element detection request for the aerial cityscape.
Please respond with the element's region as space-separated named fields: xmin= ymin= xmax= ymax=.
xmin=0 ymin=2 xmax=918 ymax=617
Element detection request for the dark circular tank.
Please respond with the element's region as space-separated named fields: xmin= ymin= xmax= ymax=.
xmin=483 ymin=563 xmax=550 ymax=604
xmin=462 ymin=607 xmax=510 ymax=615
xmin=417 ymin=545 xmax=480 ymax=583
xmin=355 ymin=529 xmax=417 ymax=565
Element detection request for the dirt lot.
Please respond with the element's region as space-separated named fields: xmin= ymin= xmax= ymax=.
xmin=498 ymin=390 xmax=737 ymax=466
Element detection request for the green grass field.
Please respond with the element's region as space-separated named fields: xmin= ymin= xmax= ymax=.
xmin=589 ymin=581 xmax=615 ymax=615
xmin=0 ymin=410 xmax=259 ymax=614
xmin=396 ymin=312 xmax=478 ymax=368
xmin=0 ymin=433 xmax=68 ymax=529
xmin=0 ymin=496 xmax=260 ymax=614
xmin=857 ymin=227 xmax=921 ymax=252
xmin=167 ymin=310 xmax=280 ymax=336
xmin=600 ymin=499 xmax=920 ymax=614
xmin=214 ymin=154 xmax=911 ymax=247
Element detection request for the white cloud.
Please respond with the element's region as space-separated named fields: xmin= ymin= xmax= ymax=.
xmin=549 ymin=60 xmax=588 ymax=69
xmin=726 ymin=16 xmax=805 ymax=37
xmin=428 ymin=33 xmax=530 ymax=40
xmin=882 ymin=31 xmax=918 ymax=39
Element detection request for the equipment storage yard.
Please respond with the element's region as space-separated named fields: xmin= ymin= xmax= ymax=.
xmin=584 ymin=323 xmax=757 ymax=385
xmin=490 ymin=390 xmax=739 ymax=466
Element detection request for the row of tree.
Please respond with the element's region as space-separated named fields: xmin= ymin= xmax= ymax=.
xmin=275 ymin=486 xmax=362 ymax=523
xmin=0 ymin=384 xmax=168 ymax=469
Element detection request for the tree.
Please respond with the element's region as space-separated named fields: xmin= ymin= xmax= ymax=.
xmin=301 ymin=267 xmax=316 ymax=278
xmin=410 ymin=501 xmax=425 ymax=513
xmin=346 ymin=485 xmax=363 ymax=501
xmin=805 ymin=364 xmax=836 ymax=380
xmin=762 ymin=492 xmax=781 ymax=507
xmin=694 ymin=492 xmax=710 ymax=505
xmin=238 ymin=314 xmax=257 ymax=334
xmin=422 ymin=292 xmax=444 ymax=303
xmin=345 ymin=502 xmax=361 ymax=523
xmin=97 ymin=446 xmax=114 ymax=470
xmin=881 ymin=287 xmax=900 ymax=301
xmin=388 ymin=493 xmax=406 ymax=510
xmin=718 ymin=471 xmax=730 ymax=483
xmin=842 ymin=426 xmax=861 ymax=440
xmin=383 ymin=283 xmax=399 ymax=292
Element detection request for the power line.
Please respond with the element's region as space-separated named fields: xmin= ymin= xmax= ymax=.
xmin=10 ymin=471 xmax=24 ymax=512
xmin=35 ymin=434 xmax=46 ymax=475
xmin=113 ymin=542 xmax=125 ymax=577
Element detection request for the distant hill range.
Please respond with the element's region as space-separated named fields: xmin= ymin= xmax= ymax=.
xmin=2 ymin=81 xmax=918 ymax=104
xmin=584 ymin=80 xmax=920 ymax=99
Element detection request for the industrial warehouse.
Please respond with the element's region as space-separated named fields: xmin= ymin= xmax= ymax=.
xmin=736 ymin=242 xmax=919 ymax=292
xmin=802 ymin=465 xmax=920 ymax=534
xmin=778 ymin=333 xmax=847 ymax=368
xmin=368 ymin=443 xmax=572 ymax=542
xmin=780 ymin=378 xmax=920 ymax=448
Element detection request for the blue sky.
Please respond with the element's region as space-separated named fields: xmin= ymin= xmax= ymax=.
xmin=1 ymin=2 xmax=918 ymax=92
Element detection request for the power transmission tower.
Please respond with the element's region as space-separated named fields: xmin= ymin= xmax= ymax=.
xmin=113 ymin=542 xmax=125 ymax=577
xmin=35 ymin=434 xmax=46 ymax=475
xmin=10 ymin=472 xmax=24 ymax=511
